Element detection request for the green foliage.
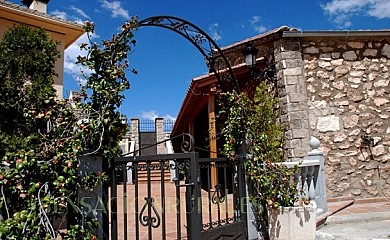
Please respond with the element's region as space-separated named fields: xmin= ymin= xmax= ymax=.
xmin=77 ymin=19 xmax=137 ymax=159
xmin=0 ymin=25 xmax=59 ymax=137
xmin=220 ymin=82 xmax=298 ymax=208
xmin=0 ymin=19 xmax=138 ymax=239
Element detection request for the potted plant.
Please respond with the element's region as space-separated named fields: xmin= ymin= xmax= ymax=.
xmin=251 ymin=162 xmax=317 ymax=240
xmin=221 ymin=81 xmax=316 ymax=240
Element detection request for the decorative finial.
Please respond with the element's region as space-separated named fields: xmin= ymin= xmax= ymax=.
xmin=309 ymin=136 xmax=320 ymax=150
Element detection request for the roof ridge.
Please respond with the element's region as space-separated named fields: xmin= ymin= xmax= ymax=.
xmin=0 ymin=0 xmax=83 ymax=28
xmin=221 ymin=25 xmax=293 ymax=50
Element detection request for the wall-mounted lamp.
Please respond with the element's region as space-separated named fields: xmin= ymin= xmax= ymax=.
xmin=242 ymin=44 xmax=277 ymax=83
xmin=242 ymin=44 xmax=259 ymax=70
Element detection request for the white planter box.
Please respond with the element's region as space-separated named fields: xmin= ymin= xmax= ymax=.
xmin=268 ymin=202 xmax=317 ymax=240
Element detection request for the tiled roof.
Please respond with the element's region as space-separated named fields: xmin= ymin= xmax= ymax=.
xmin=0 ymin=0 xmax=83 ymax=28
xmin=221 ymin=25 xmax=293 ymax=51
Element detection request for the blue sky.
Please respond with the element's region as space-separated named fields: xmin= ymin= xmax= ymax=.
xmin=12 ymin=0 xmax=390 ymax=120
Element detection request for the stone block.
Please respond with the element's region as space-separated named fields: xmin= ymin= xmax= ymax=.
xmin=347 ymin=42 xmax=364 ymax=49
xmin=281 ymin=51 xmax=302 ymax=60
xmin=316 ymin=115 xmax=340 ymax=132
xmin=342 ymin=115 xmax=359 ymax=128
xmin=284 ymin=67 xmax=303 ymax=76
xmin=381 ymin=43 xmax=390 ymax=58
xmin=335 ymin=65 xmax=350 ymax=78
xmin=281 ymin=40 xmax=301 ymax=52
xmin=363 ymin=49 xmax=378 ymax=57
xmin=289 ymin=92 xmax=307 ymax=103
xmin=343 ymin=51 xmax=358 ymax=61
xmin=285 ymin=59 xmax=303 ymax=68
xmin=294 ymin=146 xmax=308 ymax=157
xmin=290 ymin=119 xmax=302 ymax=128
xmin=331 ymin=59 xmax=344 ymax=66
xmin=292 ymin=128 xmax=309 ymax=139
xmin=374 ymin=98 xmax=389 ymax=107
xmin=304 ymin=46 xmax=319 ymax=54
xmin=285 ymin=75 xmax=298 ymax=85
xmin=286 ymin=103 xmax=300 ymax=112
xmin=289 ymin=111 xmax=309 ymax=120
xmin=290 ymin=138 xmax=302 ymax=148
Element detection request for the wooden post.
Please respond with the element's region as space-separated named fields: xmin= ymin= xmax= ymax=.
xmin=208 ymin=85 xmax=218 ymax=189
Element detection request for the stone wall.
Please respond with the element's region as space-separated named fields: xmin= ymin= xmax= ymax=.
xmin=301 ymin=37 xmax=390 ymax=198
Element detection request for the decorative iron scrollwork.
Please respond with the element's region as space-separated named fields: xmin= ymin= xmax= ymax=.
xmin=139 ymin=197 xmax=161 ymax=228
xmin=137 ymin=16 xmax=240 ymax=94
xmin=212 ymin=184 xmax=225 ymax=204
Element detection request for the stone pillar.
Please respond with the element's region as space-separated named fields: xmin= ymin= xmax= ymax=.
xmin=307 ymin=137 xmax=328 ymax=216
xmin=155 ymin=118 xmax=165 ymax=154
xmin=274 ymin=38 xmax=311 ymax=160
xmin=130 ymin=119 xmax=139 ymax=156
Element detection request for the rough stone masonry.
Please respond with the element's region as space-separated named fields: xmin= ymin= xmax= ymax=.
xmin=301 ymin=38 xmax=390 ymax=198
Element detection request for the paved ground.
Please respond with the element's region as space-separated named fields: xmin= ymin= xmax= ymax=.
xmin=316 ymin=197 xmax=390 ymax=240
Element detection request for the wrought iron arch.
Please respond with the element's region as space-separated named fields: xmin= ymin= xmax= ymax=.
xmin=137 ymin=15 xmax=240 ymax=93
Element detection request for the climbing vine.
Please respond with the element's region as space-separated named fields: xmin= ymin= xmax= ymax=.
xmin=0 ymin=18 xmax=138 ymax=239
xmin=220 ymin=81 xmax=298 ymax=208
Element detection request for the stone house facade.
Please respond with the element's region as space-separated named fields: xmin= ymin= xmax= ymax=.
xmin=298 ymin=34 xmax=390 ymax=198
xmin=172 ymin=27 xmax=390 ymax=199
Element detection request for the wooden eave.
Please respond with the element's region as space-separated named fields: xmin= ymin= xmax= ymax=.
xmin=172 ymin=63 xmax=251 ymax=136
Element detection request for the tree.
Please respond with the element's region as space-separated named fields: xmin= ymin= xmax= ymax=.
xmin=0 ymin=24 xmax=59 ymax=137
xmin=0 ymin=20 xmax=138 ymax=239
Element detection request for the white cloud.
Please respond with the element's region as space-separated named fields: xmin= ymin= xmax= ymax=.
xmin=51 ymin=10 xmax=69 ymax=20
xmin=249 ymin=16 xmax=260 ymax=25
xmin=64 ymin=34 xmax=89 ymax=85
xmin=254 ymin=25 xmax=267 ymax=33
xmin=69 ymin=5 xmax=90 ymax=19
xmin=322 ymin=0 xmax=390 ymax=27
xmin=64 ymin=33 xmax=100 ymax=85
xmin=367 ymin=0 xmax=390 ymax=18
xmin=50 ymin=9 xmax=83 ymax=24
xmin=100 ymin=0 xmax=130 ymax=19
xmin=51 ymin=8 xmax=98 ymax=85
xmin=140 ymin=110 xmax=176 ymax=121
xmin=209 ymin=23 xmax=222 ymax=41
xmin=249 ymin=16 xmax=267 ymax=33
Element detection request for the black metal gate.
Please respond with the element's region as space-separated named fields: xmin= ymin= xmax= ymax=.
xmin=109 ymin=152 xmax=247 ymax=240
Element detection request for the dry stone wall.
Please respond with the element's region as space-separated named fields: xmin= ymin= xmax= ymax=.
xmin=302 ymin=38 xmax=390 ymax=198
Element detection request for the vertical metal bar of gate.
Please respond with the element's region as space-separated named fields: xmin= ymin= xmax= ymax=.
xmin=122 ymin=164 xmax=128 ymax=240
xmin=146 ymin=161 xmax=152 ymax=239
xmin=215 ymin=169 xmax=221 ymax=227
xmin=238 ymin=157 xmax=247 ymax=231
xmin=174 ymin=159 xmax=181 ymax=240
xmin=207 ymin=165 xmax=212 ymax=229
xmin=111 ymin=164 xmax=118 ymax=240
xmin=160 ymin=161 xmax=166 ymax=240
xmin=187 ymin=152 xmax=202 ymax=240
xmin=223 ymin=165 xmax=229 ymax=223
xmin=134 ymin=163 xmax=140 ymax=240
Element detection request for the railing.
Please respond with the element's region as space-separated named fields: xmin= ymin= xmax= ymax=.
xmin=137 ymin=119 xmax=176 ymax=132
xmin=282 ymin=160 xmax=320 ymax=201
xmin=163 ymin=119 xmax=175 ymax=132
xmin=139 ymin=119 xmax=155 ymax=132
xmin=281 ymin=137 xmax=328 ymax=216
